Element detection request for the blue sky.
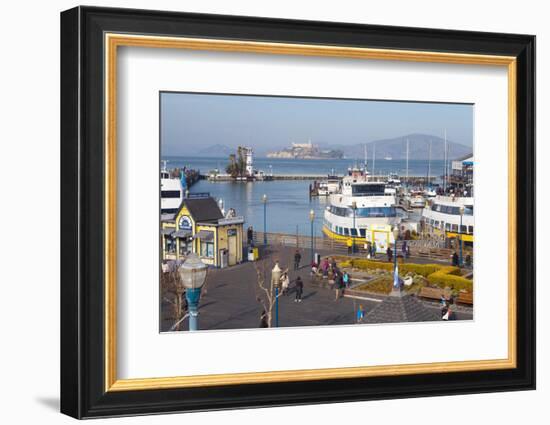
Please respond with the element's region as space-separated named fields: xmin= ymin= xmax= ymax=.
xmin=161 ymin=92 xmax=473 ymax=155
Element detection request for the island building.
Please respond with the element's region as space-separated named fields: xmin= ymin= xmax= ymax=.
xmin=161 ymin=194 xmax=244 ymax=268
xmin=267 ymin=140 xmax=343 ymax=159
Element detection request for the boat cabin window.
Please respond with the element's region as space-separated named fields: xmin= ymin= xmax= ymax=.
xmin=460 ymin=225 xmax=467 ymax=233
xmin=344 ymin=228 xmax=349 ymax=236
xmin=359 ymin=229 xmax=366 ymax=237
xmin=468 ymin=225 xmax=474 ymax=234
xmin=350 ymin=228 xmax=358 ymax=236
xmin=351 ymin=184 xmax=386 ymax=196
xmin=161 ymin=190 xmax=182 ymax=199
xmin=161 ymin=171 xmax=170 ymax=179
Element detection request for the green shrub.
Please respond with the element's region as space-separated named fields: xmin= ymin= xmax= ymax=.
xmin=427 ymin=266 xmax=473 ymax=291
xmin=348 ymin=258 xmax=473 ymax=292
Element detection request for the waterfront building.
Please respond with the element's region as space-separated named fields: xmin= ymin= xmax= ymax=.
xmin=161 ymin=194 xmax=244 ymax=267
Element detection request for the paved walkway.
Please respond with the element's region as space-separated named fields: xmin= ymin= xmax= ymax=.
xmin=160 ymin=245 xmax=472 ymax=332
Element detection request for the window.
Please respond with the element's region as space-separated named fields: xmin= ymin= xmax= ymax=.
xmin=445 ymin=223 xmax=451 ymax=231
xmin=164 ymin=237 xmax=176 ymax=253
xmin=468 ymin=225 xmax=474 ymax=234
xmin=359 ymin=228 xmax=366 ymax=237
xmin=351 ymin=228 xmax=358 ymax=236
xmin=200 ymin=241 xmax=214 ymax=258
xmin=351 ymin=184 xmax=386 ymax=196
xmin=451 ymin=224 xmax=458 ymax=232
xmin=344 ymin=228 xmax=349 ymax=236
xmin=161 ymin=190 xmax=181 ymax=199
xmin=179 ymin=240 xmax=190 ymax=256
xmin=460 ymin=225 xmax=467 ymax=233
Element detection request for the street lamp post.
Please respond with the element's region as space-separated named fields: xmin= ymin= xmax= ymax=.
xmin=178 ymin=253 xmax=208 ymax=331
xmin=392 ymin=225 xmax=400 ymax=290
xmin=271 ymin=261 xmax=282 ymax=328
xmin=309 ymin=209 xmax=315 ymax=264
xmin=459 ymin=205 xmax=465 ymax=267
xmin=351 ymin=201 xmax=357 ymax=254
xmin=262 ymin=194 xmax=268 ymax=247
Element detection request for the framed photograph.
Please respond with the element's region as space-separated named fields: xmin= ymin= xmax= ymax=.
xmin=60 ymin=6 xmax=535 ymax=419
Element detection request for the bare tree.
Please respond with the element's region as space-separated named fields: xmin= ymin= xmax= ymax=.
xmin=160 ymin=268 xmax=186 ymax=331
xmin=253 ymin=259 xmax=282 ymax=328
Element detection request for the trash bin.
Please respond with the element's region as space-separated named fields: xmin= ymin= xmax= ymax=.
xmin=220 ymin=249 xmax=228 ymax=268
xmin=247 ymin=247 xmax=255 ymax=262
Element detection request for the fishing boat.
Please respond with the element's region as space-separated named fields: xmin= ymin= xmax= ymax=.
xmin=404 ymin=190 xmax=426 ymax=208
xmin=317 ymin=173 xmax=341 ymax=196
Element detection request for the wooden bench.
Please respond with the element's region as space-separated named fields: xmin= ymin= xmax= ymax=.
xmin=418 ymin=286 xmax=452 ymax=301
xmin=456 ymin=291 xmax=473 ymax=305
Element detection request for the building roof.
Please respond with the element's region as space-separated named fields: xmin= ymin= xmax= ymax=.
xmin=364 ymin=292 xmax=440 ymax=324
xmin=182 ymin=197 xmax=224 ymax=223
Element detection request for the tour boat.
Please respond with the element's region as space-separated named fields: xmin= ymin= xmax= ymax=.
xmin=420 ymin=195 xmax=474 ymax=243
xmin=160 ymin=161 xmax=184 ymax=215
xmin=323 ymin=167 xmax=400 ymax=253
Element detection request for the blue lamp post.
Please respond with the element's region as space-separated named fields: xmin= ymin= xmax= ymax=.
xmin=271 ymin=261 xmax=282 ymax=327
xmin=178 ymin=253 xmax=208 ymax=331
xmin=459 ymin=205 xmax=464 ymax=267
xmin=392 ymin=225 xmax=400 ymax=290
xmin=262 ymin=194 xmax=268 ymax=247
xmin=309 ymin=209 xmax=315 ymax=264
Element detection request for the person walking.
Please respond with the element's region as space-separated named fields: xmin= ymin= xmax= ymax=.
xmin=310 ymin=260 xmax=318 ymax=275
xmin=281 ymin=272 xmax=290 ymax=295
xmin=371 ymin=241 xmax=377 ymax=259
xmin=346 ymin=237 xmax=353 ymax=254
xmin=452 ymin=251 xmax=459 ymax=267
xmin=294 ymin=249 xmax=302 ymax=270
xmin=386 ymin=246 xmax=393 ymax=262
xmin=247 ymin=226 xmax=254 ymax=246
xmin=343 ymin=271 xmax=350 ymax=289
xmin=321 ymin=258 xmax=329 ymax=278
xmin=402 ymin=240 xmax=407 ymax=260
xmin=334 ymin=272 xmax=343 ymax=300
xmin=294 ymin=276 xmax=303 ymax=303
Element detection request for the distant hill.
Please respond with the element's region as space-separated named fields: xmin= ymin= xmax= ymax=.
xmin=195 ymin=144 xmax=235 ymax=158
xmin=341 ymin=134 xmax=471 ymax=160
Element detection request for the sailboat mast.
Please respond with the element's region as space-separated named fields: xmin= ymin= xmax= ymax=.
xmin=372 ymin=143 xmax=376 ymax=179
xmin=406 ymin=138 xmax=409 ymax=182
xmin=428 ymin=140 xmax=432 ymax=187
xmin=443 ymin=129 xmax=447 ymax=192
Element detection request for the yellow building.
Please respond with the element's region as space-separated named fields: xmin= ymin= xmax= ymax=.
xmin=161 ymin=195 xmax=244 ymax=267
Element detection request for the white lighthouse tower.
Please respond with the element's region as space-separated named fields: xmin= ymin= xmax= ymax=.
xmin=244 ymin=147 xmax=254 ymax=177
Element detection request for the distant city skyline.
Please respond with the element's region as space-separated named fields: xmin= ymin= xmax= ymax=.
xmin=161 ymin=92 xmax=473 ymax=156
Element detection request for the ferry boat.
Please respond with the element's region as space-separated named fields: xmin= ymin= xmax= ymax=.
xmin=160 ymin=161 xmax=185 ymax=215
xmin=323 ymin=167 xmax=400 ymax=253
xmin=420 ymin=195 xmax=474 ymax=244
